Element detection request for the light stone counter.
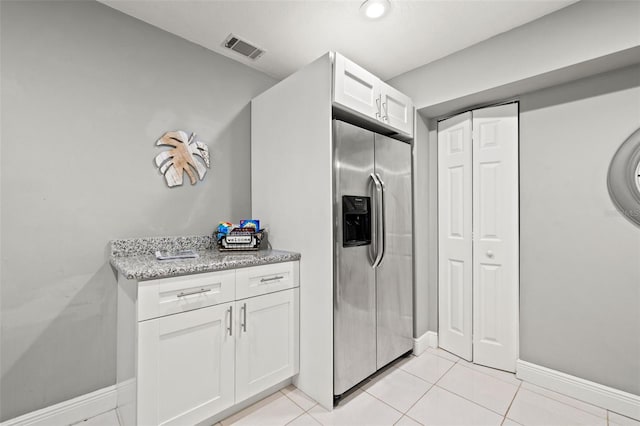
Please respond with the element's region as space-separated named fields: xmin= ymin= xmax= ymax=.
xmin=109 ymin=235 xmax=300 ymax=281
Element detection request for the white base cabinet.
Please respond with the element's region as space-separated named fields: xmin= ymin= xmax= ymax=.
xmin=117 ymin=261 xmax=299 ymax=426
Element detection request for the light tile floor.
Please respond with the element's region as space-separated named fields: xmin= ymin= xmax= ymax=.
xmin=80 ymin=347 xmax=640 ymax=426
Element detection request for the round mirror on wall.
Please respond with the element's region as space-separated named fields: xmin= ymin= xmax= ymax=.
xmin=608 ymin=128 xmax=640 ymax=228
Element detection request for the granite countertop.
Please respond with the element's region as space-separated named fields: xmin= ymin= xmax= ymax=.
xmin=109 ymin=235 xmax=300 ymax=281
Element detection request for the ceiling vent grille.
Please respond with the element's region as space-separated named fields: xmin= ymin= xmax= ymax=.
xmin=223 ymin=34 xmax=265 ymax=60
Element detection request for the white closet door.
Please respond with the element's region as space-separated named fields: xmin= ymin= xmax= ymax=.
xmin=472 ymin=103 xmax=519 ymax=372
xmin=438 ymin=112 xmax=473 ymax=361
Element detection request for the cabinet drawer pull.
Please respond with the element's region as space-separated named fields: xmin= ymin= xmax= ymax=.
xmin=260 ymin=275 xmax=284 ymax=283
xmin=176 ymin=288 xmax=212 ymax=298
xmin=227 ymin=306 xmax=233 ymax=336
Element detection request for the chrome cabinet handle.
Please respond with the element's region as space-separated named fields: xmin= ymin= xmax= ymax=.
xmin=260 ymin=275 xmax=284 ymax=283
xmin=241 ymin=303 xmax=247 ymax=332
xmin=227 ymin=306 xmax=233 ymax=336
xmin=382 ymin=101 xmax=388 ymax=121
xmin=176 ymin=288 xmax=211 ymax=298
xmin=375 ymin=95 xmax=381 ymax=119
xmin=487 ymin=250 xmax=494 ymax=258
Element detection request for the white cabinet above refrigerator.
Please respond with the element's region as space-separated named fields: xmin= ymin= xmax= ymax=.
xmin=333 ymin=52 xmax=414 ymax=138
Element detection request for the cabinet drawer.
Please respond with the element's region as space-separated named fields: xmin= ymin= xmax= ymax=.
xmin=138 ymin=270 xmax=235 ymax=321
xmin=235 ymin=261 xmax=299 ymax=300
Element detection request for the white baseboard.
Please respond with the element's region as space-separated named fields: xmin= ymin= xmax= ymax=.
xmin=413 ymin=331 xmax=438 ymax=355
xmin=517 ymin=360 xmax=640 ymax=421
xmin=1 ymin=385 xmax=117 ymax=426
xmin=426 ymin=331 xmax=438 ymax=349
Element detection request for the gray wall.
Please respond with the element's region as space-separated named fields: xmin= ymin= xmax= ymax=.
xmin=391 ymin=0 xmax=639 ymax=342
xmin=0 ymin=1 xmax=275 ymax=420
xmin=414 ymin=65 xmax=640 ymax=394
xmin=389 ymin=0 xmax=640 ymax=109
xmin=519 ymin=65 xmax=640 ymax=395
xmin=391 ymin=0 xmax=640 ymax=395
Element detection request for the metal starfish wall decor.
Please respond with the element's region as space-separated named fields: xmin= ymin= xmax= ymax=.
xmin=154 ymin=130 xmax=210 ymax=187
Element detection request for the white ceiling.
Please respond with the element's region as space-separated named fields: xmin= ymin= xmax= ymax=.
xmin=99 ymin=0 xmax=578 ymax=81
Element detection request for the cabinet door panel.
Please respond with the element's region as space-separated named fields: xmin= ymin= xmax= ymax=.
xmin=138 ymin=303 xmax=235 ymax=426
xmin=235 ymin=288 xmax=299 ymax=402
xmin=333 ymin=53 xmax=381 ymax=120
xmin=381 ymin=84 xmax=413 ymax=136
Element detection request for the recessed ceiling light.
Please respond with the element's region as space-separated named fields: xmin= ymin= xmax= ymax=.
xmin=360 ymin=0 xmax=391 ymax=19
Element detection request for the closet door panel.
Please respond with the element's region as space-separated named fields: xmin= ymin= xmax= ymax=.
xmin=472 ymin=103 xmax=519 ymax=372
xmin=437 ymin=112 xmax=473 ymax=361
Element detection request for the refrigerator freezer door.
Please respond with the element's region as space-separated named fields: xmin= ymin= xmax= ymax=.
xmin=374 ymin=135 xmax=414 ymax=369
xmin=333 ymin=120 xmax=377 ymax=396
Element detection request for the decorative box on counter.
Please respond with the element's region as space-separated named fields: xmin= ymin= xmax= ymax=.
xmin=214 ymin=220 xmax=265 ymax=251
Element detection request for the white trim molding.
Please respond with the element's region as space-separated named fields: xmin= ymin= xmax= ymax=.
xmin=413 ymin=331 xmax=438 ymax=355
xmin=517 ymin=360 xmax=640 ymax=421
xmin=1 ymin=385 xmax=117 ymax=426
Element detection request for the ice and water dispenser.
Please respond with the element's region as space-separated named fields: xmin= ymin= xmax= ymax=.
xmin=342 ymin=195 xmax=371 ymax=247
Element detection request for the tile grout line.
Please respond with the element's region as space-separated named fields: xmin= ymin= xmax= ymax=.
xmin=404 ymin=412 xmax=427 ymax=426
xmin=394 ymin=411 xmax=425 ymax=426
xmin=362 ymin=358 xmax=433 ymax=424
xmin=501 ymin=379 xmax=523 ymax=425
xmin=399 ymin=384 xmax=434 ymax=426
xmin=383 ymin=357 xmax=436 ymax=387
xmin=431 ymin=358 xmax=459 ymax=387
xmin=284 ymin=410 xmax=307 ymax=426
xmin=359 ymin=387 xmax=409 ymax=421
xmin=397 ymin=355 xmax=456 ymax=385
xmin=361 ymin=371 xmax=434 ymax=416
xmin=273 ymin=389 xmax=323 ymax=426
xmin=395 ymin=366 xmax=438 ymax=384
xmin=279 ymin=388 xmax=317 ymax=414
xmin=431 ymin=350 xmax=608 ymax=422
xmin=306 ymin=409 xmax=325 ymax=426
xmin=424 ymin=348 xmax=524 ymax=389
xmin=441 ymin=353 xmax=602 ymax=421
xmin=519 ymin=383 xmax=609 ymax=420
xmin=425 ymin=349 xmax=463 ymax=365
xmin=454 ymin=359 xmax=522 ymax=387
xmin=389 ymin=352 xmax=459 ymax=415
xmin=393 ymin=358 xmax=514 ymax=423
xmin=432 ymin=384 xmax=514 ymax=419
xmin=288 ymin=391 xmax=323 ymax=426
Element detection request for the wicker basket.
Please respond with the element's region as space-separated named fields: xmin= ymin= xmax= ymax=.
xmin=213 ymin=230 xmax=264 ymax=251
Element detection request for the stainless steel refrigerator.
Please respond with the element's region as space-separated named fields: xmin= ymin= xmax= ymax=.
xmin=333 ymin=119 xmax=413 ymax=398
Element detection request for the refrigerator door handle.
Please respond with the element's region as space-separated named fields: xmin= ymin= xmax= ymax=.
xmin=376 ymin=173 xmax=386 ymax=266
xmin=370 ymin=173 xmax=384 ymax=268
xmin=368 ymin=173 xmax=379 ymax=266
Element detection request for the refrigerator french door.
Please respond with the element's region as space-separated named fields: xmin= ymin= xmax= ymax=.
xmin=333 ymin=120 xmax=413 ymax=397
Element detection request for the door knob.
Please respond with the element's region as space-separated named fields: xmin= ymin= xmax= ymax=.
xmin=487 ymin=250 xmax=494 ymax=258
